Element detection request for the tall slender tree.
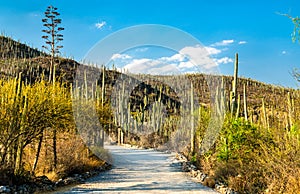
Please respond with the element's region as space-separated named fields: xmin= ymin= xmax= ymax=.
xmin=42 ymin=5 xmax=64 ymax=82
xmin=42 ymin=5 xmax=64 ymax=170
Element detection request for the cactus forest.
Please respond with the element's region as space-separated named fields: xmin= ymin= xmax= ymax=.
xmin=0 ymin=4 xmax=300 ymax=194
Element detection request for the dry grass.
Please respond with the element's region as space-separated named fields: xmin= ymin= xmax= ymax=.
xmin=24 ymin=132 xmax=110 ymax=181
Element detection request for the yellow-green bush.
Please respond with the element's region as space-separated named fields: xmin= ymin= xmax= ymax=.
xmin=0 ymin=76 xmax=73 ymax=176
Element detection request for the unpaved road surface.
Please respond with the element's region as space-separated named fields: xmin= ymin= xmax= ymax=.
xmin=54 ymin=145 xmax=219 ymax=194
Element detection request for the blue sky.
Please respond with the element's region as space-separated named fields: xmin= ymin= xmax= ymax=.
xmin=0 ymin=0 xmax=300 ymax=87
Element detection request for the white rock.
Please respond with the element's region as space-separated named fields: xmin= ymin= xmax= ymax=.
xmin=0 ymin=186 xmax=9 ymax=193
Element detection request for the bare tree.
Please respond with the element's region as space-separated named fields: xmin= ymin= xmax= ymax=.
xmin=42 ymin=5 xmax=64 ymax=82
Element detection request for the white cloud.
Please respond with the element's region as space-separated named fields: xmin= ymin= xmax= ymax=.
xmin=281 ymin=50 xmax=287 ymax=55
xmin=179 ymin=45 xmax=219 ymax=70
xmin=204 ymin=46 xmax=222 ymax=55
xmin=238 ymin=41 xmax=247 ymax=45
xmin=211 ymin=39 xmax=234 ymax=46
xmin=178 ymin=61 xmax=194 ymax=68
xmin=110 ymin=44 xmax=228 ymax=74
xmin=214 ymin=57 xmax=233 ymax=65
xmin=95 ymin=21 xmax=106 ymax=29
xmin=148 ymin=64 xmax=179 ymax=74
xmin=111 ymin=53 xmax=132 ymax=60
xmin=121 ymin=58 xmax=180 ymax=75
xmin=161 ymin=53 xmax=186 ymax=62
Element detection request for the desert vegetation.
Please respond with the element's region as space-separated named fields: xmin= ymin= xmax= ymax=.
xmin=0 ymin=6 xmax=110 ymax=191
xmin=0 ymin=7 xmax=300 ymax=194
xmin=0 ymin=41 xmax=110 ymax=187
xmin=1 ymin=33 xmax=300 ymax=193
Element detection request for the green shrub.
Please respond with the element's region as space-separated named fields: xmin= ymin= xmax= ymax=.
xmin=217 ymin=118 xmax=261 ymax=162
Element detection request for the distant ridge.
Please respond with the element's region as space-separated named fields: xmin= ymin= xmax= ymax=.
xmin=0 ymin=36 xmax=47 ymax=59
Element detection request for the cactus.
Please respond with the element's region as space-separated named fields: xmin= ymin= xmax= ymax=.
xmin=101 ymin=65 xmax=105 ymax=106
xmin=287 ymin=92 xmax=293 ymax=129
xmin=190 ymin=82 xmax=195 ymax=153
xmin=243 ymin=83 xmax=248 ymax=121
xmin=231 ymin=53 xmax=239 ymax=117
xmin=262 ymin=98 xmax=269 ymax=130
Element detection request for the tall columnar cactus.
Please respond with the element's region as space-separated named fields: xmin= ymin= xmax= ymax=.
xmin=231 ymin=53 xmax=239 ymax=117
xmin=262 ymin=98 xmax=269 ymax=130
xmin=190 ymin=82 xmax=195 ymax=153
xmin=101 ymin=65 xmax=105 ymax=107
xmin=243 ymin=83 xmax=248 ymax=121
xmin=287 ymin=92 xmax=293 ymax=128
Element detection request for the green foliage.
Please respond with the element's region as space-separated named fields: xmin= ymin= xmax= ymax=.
xmin=191 ymin=153 xmax=197 ymax=164
xmin=196 ymin=106 xmax=210 ymax=142
xmin=217 ymin=118 xmax=261 ymax=162
xmin=291 ymin=16 xmax=300 ymax=43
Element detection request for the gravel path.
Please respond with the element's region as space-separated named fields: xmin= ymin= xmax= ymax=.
xmin=54 ymin=145 xmax=219 ymax=194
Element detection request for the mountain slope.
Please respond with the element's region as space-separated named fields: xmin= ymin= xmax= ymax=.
xmin=0 ymin=36 xmax=46 ymax=59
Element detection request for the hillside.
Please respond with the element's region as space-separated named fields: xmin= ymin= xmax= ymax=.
xmin=0 ymin=36 xmax=46 ymax=59
xmin=0 ymin=35 xmax=297 ymax=130
xmin=0 ymin=36 xmax=80 ymax=84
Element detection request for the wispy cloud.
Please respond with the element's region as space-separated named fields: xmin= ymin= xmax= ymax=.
xmin=110 ymin=43 xmax=235 ymax=74
xmin=95 ymin=21 xmax=106 ymax=29
xmin=211 ymin=39 xmax=234 ymax=46
xmin=111 ymin=53 xmax=132 ymax=60
xmin=179 ymin=45 xmax=219 ymax=70
xmin=214 ymin=57 xmax=233 ymax=65
xmin=238 ymin=41 xmax=247 ymax=45
xmin=118 ymin=57 xmax=180 ymax=75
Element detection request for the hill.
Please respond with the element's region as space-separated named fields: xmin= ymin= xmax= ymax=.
xmin=0 ymin=36 xmax=46 ymax=59
xmin=0 ymin=36 xmax=80 ymax=84
xmin=0 ymin=35 xmax=298 ymax=130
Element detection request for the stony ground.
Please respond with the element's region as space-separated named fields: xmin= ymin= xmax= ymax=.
xmin=53 ymin=144 xmax=219 ymax=194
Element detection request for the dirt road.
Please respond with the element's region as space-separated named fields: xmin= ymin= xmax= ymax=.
xmin=55 ymin=145 xmax=219 ymax=194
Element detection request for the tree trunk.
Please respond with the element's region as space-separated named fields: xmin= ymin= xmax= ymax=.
xmin=53 ymin=128 xmax=57 ymax=170
xmin=32 ymin=133 xmax=43 ymax=173
xmin=14 ymin=139 xmax=23 ymax=175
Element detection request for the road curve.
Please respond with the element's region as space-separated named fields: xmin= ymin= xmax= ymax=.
xmin=54 ymin=145 xmax=219 ymax=194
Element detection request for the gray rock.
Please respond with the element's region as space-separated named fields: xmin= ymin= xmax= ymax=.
xmin=55 ymin=178 xmax=65 ymax=187
xmin=190 ymin=164 xmax=197 ymax=170
xmin=197 ymin=173 xmax=207 ymax=182
xmin=0 ymin=186 xmax=10 ymax=193
xmin=63 ymin=177 xmax=75 ymax=185
xmin=182 ymin=162 xmax=190 ymax=172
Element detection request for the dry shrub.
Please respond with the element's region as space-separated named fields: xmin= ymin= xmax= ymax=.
xmin=24 ymin=132 xmax=109 ymax=181
xmin=285 ymin=169 xmax=300 ymax=194
xmin=257 ymin=128 xmax=300 ymax=194
xmin=213 ymin=161 xmax=239 ymax=184
xmin=228 ymin=160 xmax=267 ymax=194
